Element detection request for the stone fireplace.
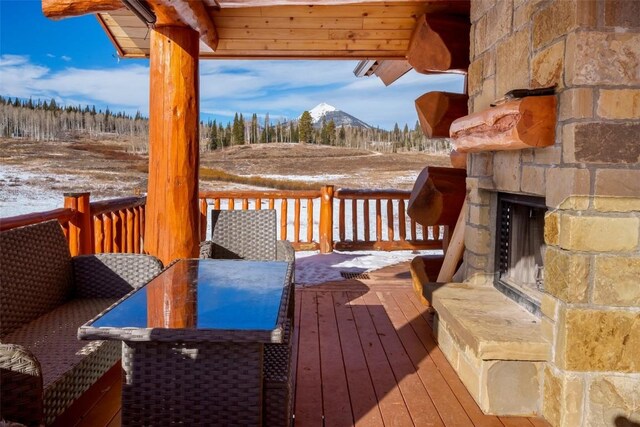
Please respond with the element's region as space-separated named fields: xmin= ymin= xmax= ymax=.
xmin=429 ymin=0 xmax=640 ymax=425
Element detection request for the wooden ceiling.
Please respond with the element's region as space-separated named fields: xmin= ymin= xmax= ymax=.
xmin=97 ymin=1 xmax=469 ymax=59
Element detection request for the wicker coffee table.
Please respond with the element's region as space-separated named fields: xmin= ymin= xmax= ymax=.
xmin=79 ymin=259 xmax=293 ymax=426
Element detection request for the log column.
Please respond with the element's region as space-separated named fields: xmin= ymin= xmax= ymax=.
xmin=145 ymin=26 xmax=200 ymax=265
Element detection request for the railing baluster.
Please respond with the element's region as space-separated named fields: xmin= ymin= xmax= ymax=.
xmin=352 ymin=199 xmax=358 ymax=241
xmin=306 ymin=198 xmax=313 ymax=243
xmin=119 ymin=211 xmax=127 ymax=252
xmin=255 ymin=198 xmax=262 ymax=210
xmin=363 ymin=199 xmax=370 ymax=242
xmin=422 ymin=224 xmax=428 ymax=242
xmin=387 ymin=199 xmax=394 ymax=241
xmin=268 ymin=198 xmax=275 ymax=210
xmin=199 ymin=198 xmax=208 ymax=242
xmin=375 ymin=199 xmax=382 ymax=242
xmin=134 ymin=207 xmax=141 ymax=253
xmin=140 ymin=206 xmax=145 ymax=251
xmin=280 ymin=199 xmax=288 ymax=240
xmin=214 ymin=198 xmax=220 ymax=210
xmin=294 ymin=199 xmax=301 ymax=243
xmin=126 ymin=209 xmax=134 ymax=253
xmin=398 ymin=199 xmax=406 ymax=241
xmin=339 ymin=199 xmax=345 ymax=242
xmin=410 ymin=218 xmax=417 ymax=241
xmin=242 ymin=198 xmax=249 ymax=210
xmin=105 ymin=213 xmax=113 ymax=253
xmin=229 ymin=198 xmax=235 ymax=210
xmin=94 ymin=216 xmax=104 ymax=254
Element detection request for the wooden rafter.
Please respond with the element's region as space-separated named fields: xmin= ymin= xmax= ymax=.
xmin=374 ymin=60 xmax=413 ymax=86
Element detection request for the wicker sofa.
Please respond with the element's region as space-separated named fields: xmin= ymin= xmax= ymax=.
xmin=0 ymin=220 xmax=163 ymax=426
xmin=199 ymin=209 xmax=295 ymax=426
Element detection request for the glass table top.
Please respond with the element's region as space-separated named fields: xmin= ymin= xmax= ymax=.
xmin=91 ymin=259 xmax=289 ymax=331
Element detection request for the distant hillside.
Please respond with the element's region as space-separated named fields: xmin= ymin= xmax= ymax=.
xmin=307 ymin=103 xmax=372 ymax=129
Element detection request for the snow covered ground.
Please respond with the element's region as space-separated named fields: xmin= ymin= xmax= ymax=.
xmin=294 ymin=249 xmax=435 ymax=285
xmin=0 ymin=165 xmax=73 ymax=217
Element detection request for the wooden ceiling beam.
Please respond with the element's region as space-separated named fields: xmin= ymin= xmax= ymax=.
xmin=42 ymin=0 xmax=123 ymax=18
xmin=148 ymin=0 xmax=219 ymax=50
xmin=407 ymin=14 xmax=470 ymax=73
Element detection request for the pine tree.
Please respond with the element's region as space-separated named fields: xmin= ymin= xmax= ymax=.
xmin=209 ymin=119 xmax=218 ymax=150
xmin=298 ymin=111 xmax=313 ymax=144
xmin=326 ymin=120 xmax=336 ymax=145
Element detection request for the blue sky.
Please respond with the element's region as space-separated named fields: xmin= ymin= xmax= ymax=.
xmin=0 ymin=0 xmax=465 ymax=129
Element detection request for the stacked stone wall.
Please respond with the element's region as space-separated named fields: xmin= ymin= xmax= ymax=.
xmin=462 ymin=0 xmax=640 ymax=425
xmin=464 ymin=0 xmax=640 ymax=281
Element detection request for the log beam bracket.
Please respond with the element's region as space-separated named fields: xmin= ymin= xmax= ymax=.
xmin=415 ymin=91 xmax=468 ymax=138
xmin=407 ymin=166 xmax=467 ymax=229
xmin=407 ymin=13 xmax=470 ymax=73
xmin=450 ymin=95 xmax=557 ymax=153
xmin=148 ymin=0 xmax=219 ymax=50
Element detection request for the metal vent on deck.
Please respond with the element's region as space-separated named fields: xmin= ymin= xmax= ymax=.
xmin=340 ymin=272 xmax=371 ymax=280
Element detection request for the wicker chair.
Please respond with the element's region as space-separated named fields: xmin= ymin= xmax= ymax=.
xmin=199 ymin=209 xmax=295 ymax=263
xmin=0 ymin=220 xmax=163 ymax=426
xmin=199 ymin=209 xmax=295 ymax=426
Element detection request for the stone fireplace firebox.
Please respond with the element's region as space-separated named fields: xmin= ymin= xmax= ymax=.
xmin=494 ymin=193 xmax=547 ymax=316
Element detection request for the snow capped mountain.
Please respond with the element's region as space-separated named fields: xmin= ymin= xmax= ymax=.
xmin=309 ymin=102 xmax=337 ymax=122
xmin=303 ymin=103 xmax=372 ymax=129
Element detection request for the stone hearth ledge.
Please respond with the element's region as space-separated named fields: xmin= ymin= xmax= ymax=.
xmin=426 ymin=282 xmax=550 ymax=415
xmin=430 ymin=282 xmax=550 ymax=361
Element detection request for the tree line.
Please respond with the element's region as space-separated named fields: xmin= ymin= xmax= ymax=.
xmin=205 ymin=109 xmax=450 ymax=153
xmin=0 ymin=96 xmax=450 ymax=154
xmin=0 ymin=96 xmax=148 ymax=144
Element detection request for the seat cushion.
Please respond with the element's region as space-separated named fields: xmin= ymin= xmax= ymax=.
xmin=4 ymin=298 xmax=120 ymax=424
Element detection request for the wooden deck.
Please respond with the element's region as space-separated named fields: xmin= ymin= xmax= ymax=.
xmin=53 ymin=262 xmax=550 ymax=427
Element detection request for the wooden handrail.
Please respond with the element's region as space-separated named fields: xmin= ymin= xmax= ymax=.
xmin=334 ymin=189 xmax=411 ymax=199
xmin=200 ymin=190 xmax=322 ymax=199
xmin=0 ymin=208 xmax=75 ymax=231
xmin=90 ymin=196 xmax=146 ymax=216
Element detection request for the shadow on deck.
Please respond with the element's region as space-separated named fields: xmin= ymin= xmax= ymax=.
xmin=54 ymin=262 xmax=550 ymax=427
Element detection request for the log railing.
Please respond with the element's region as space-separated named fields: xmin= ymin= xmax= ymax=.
xmin=1 ymin=193 xmax=146 ymax=256
xmin=2 ymin=186 xmax=445 ymax=256
xmin=333 ymin=188 xmax=444 ymax=251
xmin=90 ymin=195 xmax=146 ymax=255
xmin=199 ymin=186 xmax=445 ymax=253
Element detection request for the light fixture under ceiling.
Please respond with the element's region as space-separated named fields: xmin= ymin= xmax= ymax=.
xmin=121 ymin=0 xmax=156 ymax=27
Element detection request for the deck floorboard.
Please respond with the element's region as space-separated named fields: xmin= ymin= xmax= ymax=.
xmin=59 ymin=261 xmax=550 ymax=427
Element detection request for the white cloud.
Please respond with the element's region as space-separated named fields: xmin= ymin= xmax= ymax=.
xmin=0 ymin=55 xmax=464 ymax=129
xmin=61 ymin=55 xmax=72 ymax=62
